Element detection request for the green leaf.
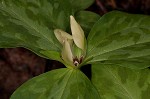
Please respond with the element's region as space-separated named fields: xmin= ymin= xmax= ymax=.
xmin=0 ymin=0 xmax=94 ymax=59
xmin=75 ymin=11 xmax=100 ymax=37
xmin=86 ymin=11 xmax=150 ymax=69
xmin=11 ymin=68 xmax=100 ymax=99
xmin=40 ymin=50 xmax=63 ymax=62
xmin=60 ymin=0 xmax=94 ymax=12
xmin=92 ymin=64 xmax=150 ymax=99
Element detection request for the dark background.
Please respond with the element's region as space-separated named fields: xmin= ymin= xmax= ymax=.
xmin=0 ymin=0 xmax=150 ymax=98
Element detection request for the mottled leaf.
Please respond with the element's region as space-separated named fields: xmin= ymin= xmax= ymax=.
xmin=11 ymin=68 xmax=100 ymax=99
xmin=0 ymin=0 xmax=94 ymax=59
xmin=92 ymin=64 xmax=150 ymax=99
xmin=40 ymin=50 xmax=63 ymax=62
xmin=59 ymin=0 xmax=94 ymax=12
xmin=75 ymin=11 xmax=100 ymax=37
xmin=86 ymin=11 xmax=150 ymax=69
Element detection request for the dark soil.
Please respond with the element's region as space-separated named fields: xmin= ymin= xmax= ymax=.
xmin=0 ymin=0 xmax=150 ymax=98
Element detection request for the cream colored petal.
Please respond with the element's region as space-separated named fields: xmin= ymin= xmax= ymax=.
xmin=61 ymin=40 xmax=73 ymax=65
xmin=54 ymin=29 xmax=73 ymax=44
xmin=70 ymin=15 xmax=85 ymax=50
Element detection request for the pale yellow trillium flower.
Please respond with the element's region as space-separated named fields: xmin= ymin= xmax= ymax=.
xmin=54 ymin=15 xmax=86 ymax=67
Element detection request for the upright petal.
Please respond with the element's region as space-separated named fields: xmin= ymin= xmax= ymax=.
xmin=54 ymin=29 xmax=73 ymax=45
xmin=61 ymin=39 xmax=73 ymax=65
xmin=70 ymin=16 xmax=85 ymax=50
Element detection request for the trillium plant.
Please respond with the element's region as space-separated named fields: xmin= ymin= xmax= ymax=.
xmin=0 ymin=0 xmax=150 ymax=99
xmin=54 ymin=16 xmax=86 ymax=68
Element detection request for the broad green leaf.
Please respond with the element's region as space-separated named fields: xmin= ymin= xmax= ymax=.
xmin=40 ymin=50 xmax=63 ymax=62
xmin=92 ymin=64 xmax=150 ymax=99
xmin=11 ymin=68 xmax=100 ymax=99
xmin=86 ymin=11 xmax=150 ymax=69
xmin=59 ymin=0 xmax=94 ymax=12
xmin=75 ymin=11 xmax=100 ymax=37
xmin=0 ymin=0 xmax=94 ymax=59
